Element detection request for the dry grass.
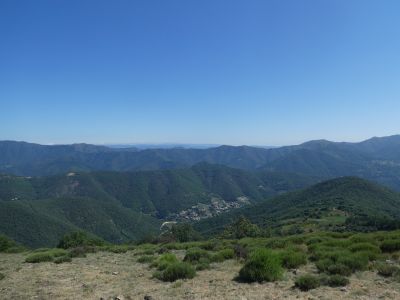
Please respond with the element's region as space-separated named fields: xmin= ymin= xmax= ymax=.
xmin=1 ymin=250 xmax=400 ymax=300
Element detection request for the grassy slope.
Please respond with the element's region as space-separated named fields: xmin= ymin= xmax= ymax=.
xmin=194 ymin=177 xmax=400 ymax=236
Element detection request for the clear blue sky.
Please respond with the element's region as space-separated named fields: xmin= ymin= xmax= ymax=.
xmin=1 ymin=1 xmax=399 ymax=146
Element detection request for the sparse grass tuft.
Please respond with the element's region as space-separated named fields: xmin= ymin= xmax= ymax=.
xmin=137 ymin=255 xmax=156 ymax=264
xmin=376 ymin=263 xmax=399 ymax=277
xmin=211 ymin=248 xmax=235 ymax=263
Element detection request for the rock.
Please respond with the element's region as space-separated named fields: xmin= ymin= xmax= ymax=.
xmin=340 ymin=287 xmax=348 ymax=292
xmin=144 ymin=296 xmax=153 ymax=300
xmin=112 ymin=272 xmax=119 ymax=275
xmin=114 ymin=296 xmax=124 ymax=300
xmin=386 ymin=259 xmax=394 ymax=264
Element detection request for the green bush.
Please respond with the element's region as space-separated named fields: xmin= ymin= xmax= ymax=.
xmin=337 ymin=253 xmax=369 ymax=271
xmin=68 ymin=247 xmax=87 ymax=258
xmin=25 ymin=248 xmax=68 ymax=263
xmin=348 ymin=243 xmax=380 ymax=254
xmin=211 ymin=248 xmax=235 ymax=263
xmin=233 ymin=244 xmax=248 ymax=259
xmin=105 ymin=245 xmax=129 ymax=253
xmin=222 ymin=216 xmax=262 ymax=239
xmin=316 ymin=258 xmax=334 ymax=273
xmin=295 ymin=274 xmax=320 ymax=291
xmin=327 ymin=263 xmax=352 ymax=276
xmin=25 ymin=252 xmax=54 ymax=263
xmin=54 ymin=255 xmax=72 ymax=264
xmin=265 ymin=238 xmax=289 ymax=249
xmin=0 ymin=235 xmax=15 ymax=252
xmin=48 ymin=248 xmax=69 ymax=257
xmin=154 ymin=262 xmax=196 ymax=282
xmin=152 ymin=253 xmax=179 ymax=270
xmin=170 ymin=223 xmax=202 ymax=243
xmin=380 ymin=240 xmax=400 ymax=253
xmin=280 ymin=250 xmax=307 ymax=269
xmin=58 ymin=231 xmax=105 ymax=249
xmin=376 ymin=263 xmax=399 ymax=277
xmin=238 ymin=249 xmax=283 ymax=283
xmin=137 ymin=255 xmax=156 ymax=264
xmin=195 ymin=257 xmax=211 ymax=270
xmin=322 ymin=275 xmax=349 ymax=287
xmin=184 ymin=248 xmax=211 ymax=263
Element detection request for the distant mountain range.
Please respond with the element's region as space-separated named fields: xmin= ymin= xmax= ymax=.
xmin=0 ymin=164 xmax=315 ymax=247
xmin=1 ymin=135 xmax=400 ymax=190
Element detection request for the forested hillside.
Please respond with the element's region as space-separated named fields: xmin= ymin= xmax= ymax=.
xmin=0 ymin=164 xmax=314 ymax=247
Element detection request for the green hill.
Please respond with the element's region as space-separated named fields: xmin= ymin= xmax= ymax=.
xmin=194 ymin=177 xmax=400 ymax=236
xmin=0 ymin=164 xmax=315 ymax=247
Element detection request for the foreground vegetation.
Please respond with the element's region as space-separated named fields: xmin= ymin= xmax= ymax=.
xmin=10 ymin=228 xmax=400 ymax=288
xmin=1 ymin=226 xmax=400 ymax=299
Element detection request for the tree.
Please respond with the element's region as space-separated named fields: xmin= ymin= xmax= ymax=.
xmin=222 ymin=216 xmax=261 ymax=239
xmin=170 ymin=223 xmax=202 ymax=242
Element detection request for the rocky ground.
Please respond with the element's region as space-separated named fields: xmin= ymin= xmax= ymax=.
xmin=1 ymin=250 xmax=399 ymax=300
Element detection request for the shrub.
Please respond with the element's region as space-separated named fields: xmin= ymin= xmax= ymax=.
xmin=380 ymin=240 xmax=400 ymax=253
xmin=265 ymin=238 xmax=288 ymax=249
xmin=327 ymin=263 xmax=352 ymax=276
xmin=47 ymin=248 xmax=69 ymax=257
xmin=295 ymin=274 xmax=320 ymax=291
xmin=25 ymin=252 xmax=54 ymax=263
xmin=233 ymin=244 xmax=248 ymax=259
xmin=195 ymin=257 xmax=210 ymax=270
xmin=106 ymin=245 xmax=129 ymax=253
xmin=170 ymin=223 xmax=202 ymax=243
xmin=0 ymin=273 xmax=4 ymax=280
xmin=184 ymin=248 xmax=211 ymax=263
xmin=238 ymin=249 xmax=283 ymax=283
xmin=25 ymin=248 xmax=68 ymax=263
xmin=280 ymin=250 xmax=307 ymax=269
xmin=337 ymin=253 xmax=369 ymax=271
xmin=54 ymin=255 xmax=72 ymax=264
xmin=137 ymin=255 xmax=156 ymax=264
xmin=211 ymin=249 xmax=235 ymax=263
xmin=348 ymin=243 xmax=381 ymax=254
xmin=376 ymin=263 xmax=400 ymax=277
xmin=69 ymin=247 xmax=87 ymax=258
xmin=322 ymin=275 xmax=349 ymax=287
xmin=58 ymin=231 xmax=105 ymax=249
xmin=222 ymin=216 xmax=261 ymax=239
xmin=0 ymin=235 xmax=16 ymax=252
xmin=152 ymin=253 xmax=179 ymax=270
xmin=154 ymin=262 xmax=196 ymax=282
xmin=316 ymin=258 xmax=334 ymax=273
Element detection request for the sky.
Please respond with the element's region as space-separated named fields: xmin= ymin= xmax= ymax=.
xmin=1 ymin=0 xmax=400 ymax=146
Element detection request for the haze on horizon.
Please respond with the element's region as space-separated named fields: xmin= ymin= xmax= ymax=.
xmin=1 ymin=1 xmax=400 ymax=146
